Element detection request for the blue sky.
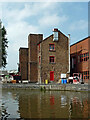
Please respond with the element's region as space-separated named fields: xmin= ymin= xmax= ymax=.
xmin=0 ymin=2 xmax=88 ymax=70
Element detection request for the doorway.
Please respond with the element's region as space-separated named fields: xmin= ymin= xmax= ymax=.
xmin=50 ymin=71 xmax=54 ymax=81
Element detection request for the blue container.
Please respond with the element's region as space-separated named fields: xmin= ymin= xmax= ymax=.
xmin=64 ymin=79 xmax=67 ymax=84
xmin=61 ymin=79 xmax=64 ymax=84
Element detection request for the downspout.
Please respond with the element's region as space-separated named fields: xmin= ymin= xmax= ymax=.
xmin=68 ymin=34 xmax=70 ymax=74
xmin=40 ymin=43 xmax=42 ymax=84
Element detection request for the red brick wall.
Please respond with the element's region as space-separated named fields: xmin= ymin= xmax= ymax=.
xmin=28 ymin=34 xmax=43 ymax=82
xmin=88 ymin=37 xmax=90 ymax=83
xmin=70 ymin=37 xmax=89 ymax=83
xmin=40 ymin=31 xmax=69 ymax=83
xmin=19 ymin=48 xmax=28 ymax=80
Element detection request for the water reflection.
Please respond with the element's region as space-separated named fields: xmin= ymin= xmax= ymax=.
xmin=1 ymin=89 xmax=89 ymax=119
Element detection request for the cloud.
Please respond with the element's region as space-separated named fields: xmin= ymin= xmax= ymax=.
xmin=0 ymin=3 xmax=69 ymax=69
xmin=6 ymin=21 xmax=40 ymax=69
xmin=1 ymin=2 xmax=88 ymax=70
xmin=2 ymin=2 xmax=60 ymax=23
xmin=3 ymin=4 xmax=35 ymax=22
xmin=7 ymin=21 xmax=39 ymax=51
xmin=39 ymin=14 xmax=68 ymax=27
xmin=69 ymin=20 xmax=88 ymax=31
xmin=4 ymin=3 xmax=60 ymax=51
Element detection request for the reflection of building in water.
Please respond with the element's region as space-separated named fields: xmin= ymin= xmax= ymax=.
xmin=18 ymin=91 xmax=53 ymax=118
xmin=83 ymin=99 xmax=89 ymax=118
xmin=18 ymin=92 xmax=42 ymax=118
xmin=50 ymin=96 xmax=55 ymax=105
xmin=60 ymin=95 xmax=67 ymax=107
xmin=18 ymin=91 xmax=89 ymax=119
xmin=69 ymin=97 xmax=82 ymax=118
xmin=18 ymin=91 xmax=70 ymax=118
xmin=69 ymin=97 xmax=89 ymax=118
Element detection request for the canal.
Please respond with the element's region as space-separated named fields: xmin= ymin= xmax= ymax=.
xmin=1 ymin=89 xmax=90 ymax=119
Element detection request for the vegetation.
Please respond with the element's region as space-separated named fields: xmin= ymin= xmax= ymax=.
xmin=0 ymin=20 xmax=8 ymax=68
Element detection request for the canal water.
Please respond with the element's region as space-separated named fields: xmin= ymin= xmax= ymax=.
xmin=1 ymin=89 xmax=90 ymax=119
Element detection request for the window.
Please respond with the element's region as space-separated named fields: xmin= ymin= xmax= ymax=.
xmin=79 ymin=52 xmax=89 ymax=62
xmin=49 ymin=56 xmax=55 ymax=63
xmin=83 ymin=71 xmax=89 ymax=80
xmin=49 ymin=44 xmax=55 ymax=51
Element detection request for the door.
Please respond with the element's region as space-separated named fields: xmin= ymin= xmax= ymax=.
xmin=50 ymin=71 xmax=54 ymax=81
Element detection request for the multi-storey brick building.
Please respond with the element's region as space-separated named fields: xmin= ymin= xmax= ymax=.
xmin=19 ymin=28 xmax=69 ymax=83
xmin=70 ymin=37 xmax=90 ymax=83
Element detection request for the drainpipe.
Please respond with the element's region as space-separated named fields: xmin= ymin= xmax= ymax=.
xmin=68 ymin=34 xmax=70 ymax=74
xmin=40 ymin=43 xmax=41 ymax=84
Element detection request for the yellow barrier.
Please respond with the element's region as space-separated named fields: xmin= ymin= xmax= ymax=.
xmin=45 ymin=80 xmax=48 ymax=84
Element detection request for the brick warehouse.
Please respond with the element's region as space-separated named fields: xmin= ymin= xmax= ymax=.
xmin=70 ymin=37 xmax=90 ymax=83
xmin=19 ymin=28 xmax=69 ymax=83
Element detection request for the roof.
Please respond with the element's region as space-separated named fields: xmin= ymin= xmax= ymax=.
xmin=70 ymin=36 xmax=90 ymax=47
xmin=37 ymin=34 xmax=53 ymax=45
xmin=19 ymin=47 xmax=28 ymax=50
xmin=37 ymin=30 xmax=68 ymax=45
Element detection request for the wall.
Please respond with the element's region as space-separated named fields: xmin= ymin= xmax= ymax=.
xmin=70 ymin=37 xmax=89 ymax=83
xmin=88 ymin=37 xmax=90 ymax=83
xmin=40 ymin=31 xmax=69 ymax=83
xmin=2 ymin=83 xmax=89 ymax=92
xmin=28 ymin=34 xmax=43 ymax=82
xmin=37 ymin=43 xmax=41 ymax=83
xmin=19 ymin=48 xmax=28 ymax=80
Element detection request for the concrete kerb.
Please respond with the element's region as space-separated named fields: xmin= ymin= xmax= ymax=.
xmin=1 ymin=83 xmax=90 ymax=92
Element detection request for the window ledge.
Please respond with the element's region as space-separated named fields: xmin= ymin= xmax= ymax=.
xmin=49 ymin=62 xmax=56 ymax=64
xmin=49 ymin=50 xmax=56 ymax=52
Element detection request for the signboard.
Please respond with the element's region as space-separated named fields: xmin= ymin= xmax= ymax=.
xmin=61 ymin=73 xmax=66 ymax=78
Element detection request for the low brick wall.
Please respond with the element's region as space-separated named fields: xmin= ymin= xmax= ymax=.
xmin=1 ymin=83 xmax=90 ymax=92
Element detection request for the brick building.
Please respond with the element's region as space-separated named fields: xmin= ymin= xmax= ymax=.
xmin=19 ymin=48 xmax=28 ymax=80
xmin=70 ymin=37 xmax=90 ymax=83
xmin=19 ymin=28 xmax=69 ymax=83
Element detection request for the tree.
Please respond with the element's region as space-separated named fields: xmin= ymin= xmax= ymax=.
xmin=0 ymin=20 xmax=8 ymax=68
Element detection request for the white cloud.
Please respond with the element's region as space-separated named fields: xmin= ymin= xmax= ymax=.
xmin=6 ymin=21 xmax=40 ymax=70
xmin=3 ymin=4 xmax=34 ymax=22
xmin=1 ymin=2 xmax=88 ymax=70
xmin=7 ymin=21 xmax=39 ymax=51
xmin=3 ymin=2 xmax=59 ymax=23
xmin=39 ymin=14 xmax=68 ymax=26
xmin=0 ymin=2 xmax=68 ymax=70
xmin=69 ymin=20 xmax=88 ymax=31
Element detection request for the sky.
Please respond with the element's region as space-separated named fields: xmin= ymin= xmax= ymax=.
xmin=0 ymin=1 xmax=88 ymax=70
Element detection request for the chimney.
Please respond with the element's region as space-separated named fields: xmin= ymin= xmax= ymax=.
xmin=53 ymin=28 xmax=58 ymax=41
xmin=53 ymin=28 xmax=58 ymax=32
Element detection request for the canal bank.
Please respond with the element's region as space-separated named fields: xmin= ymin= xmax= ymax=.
xmin=1 ymin=83 xmax=90 ymax=92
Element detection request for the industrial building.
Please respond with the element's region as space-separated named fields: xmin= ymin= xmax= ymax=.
xmin=19 ymin=28 xmax=69 ymax=83
xmin=70 ymin=37 xmax=90 ymax=83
